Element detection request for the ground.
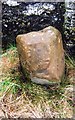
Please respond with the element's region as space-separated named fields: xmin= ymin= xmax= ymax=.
xmin=0 ymin=46 xmax=75 ymax=119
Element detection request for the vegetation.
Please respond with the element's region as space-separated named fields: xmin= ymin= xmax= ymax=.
xmin=0 ymin=45 xmax=75 ymax=118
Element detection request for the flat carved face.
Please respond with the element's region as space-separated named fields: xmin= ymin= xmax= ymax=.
xmin=25 ymin=43 xmax=50 ymax=72
xmin=16 ymin=26 xmax=65 ymax=82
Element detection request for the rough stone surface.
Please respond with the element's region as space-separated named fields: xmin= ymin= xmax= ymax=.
xmin=64 ymin=0 xmax=75 ymax=56
xmin=16 ymin=26 xmax=65 ymax=85
xmin=2 ymin=2 xmax=64 ymax=49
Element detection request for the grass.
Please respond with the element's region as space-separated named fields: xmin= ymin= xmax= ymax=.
xmin=0 ymin=45 xmax=75 ymax=118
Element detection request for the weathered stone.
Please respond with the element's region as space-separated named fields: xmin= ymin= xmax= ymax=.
xmin=2 ymin=2 xmax=64 ymax=49
xmin=16 ymin=26 xmax=65 ymax=85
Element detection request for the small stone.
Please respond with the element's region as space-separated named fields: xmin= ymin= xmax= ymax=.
xmin=16 ymin=26 xmax=65 ymax=85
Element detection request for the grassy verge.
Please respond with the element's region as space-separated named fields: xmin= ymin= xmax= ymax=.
xmin=0 ymin=45 xmax=75 ymax=118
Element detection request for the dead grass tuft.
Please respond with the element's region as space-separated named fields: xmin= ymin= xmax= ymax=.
xmin=0 ymin=46 xmax=74 ymax=118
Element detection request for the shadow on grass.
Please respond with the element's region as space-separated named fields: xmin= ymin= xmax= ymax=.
xmin=11 ymin=64 xmax=71 ymax=103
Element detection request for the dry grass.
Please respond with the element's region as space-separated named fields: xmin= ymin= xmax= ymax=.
xmin=0 ymin=46 xmax=75 ymax=119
